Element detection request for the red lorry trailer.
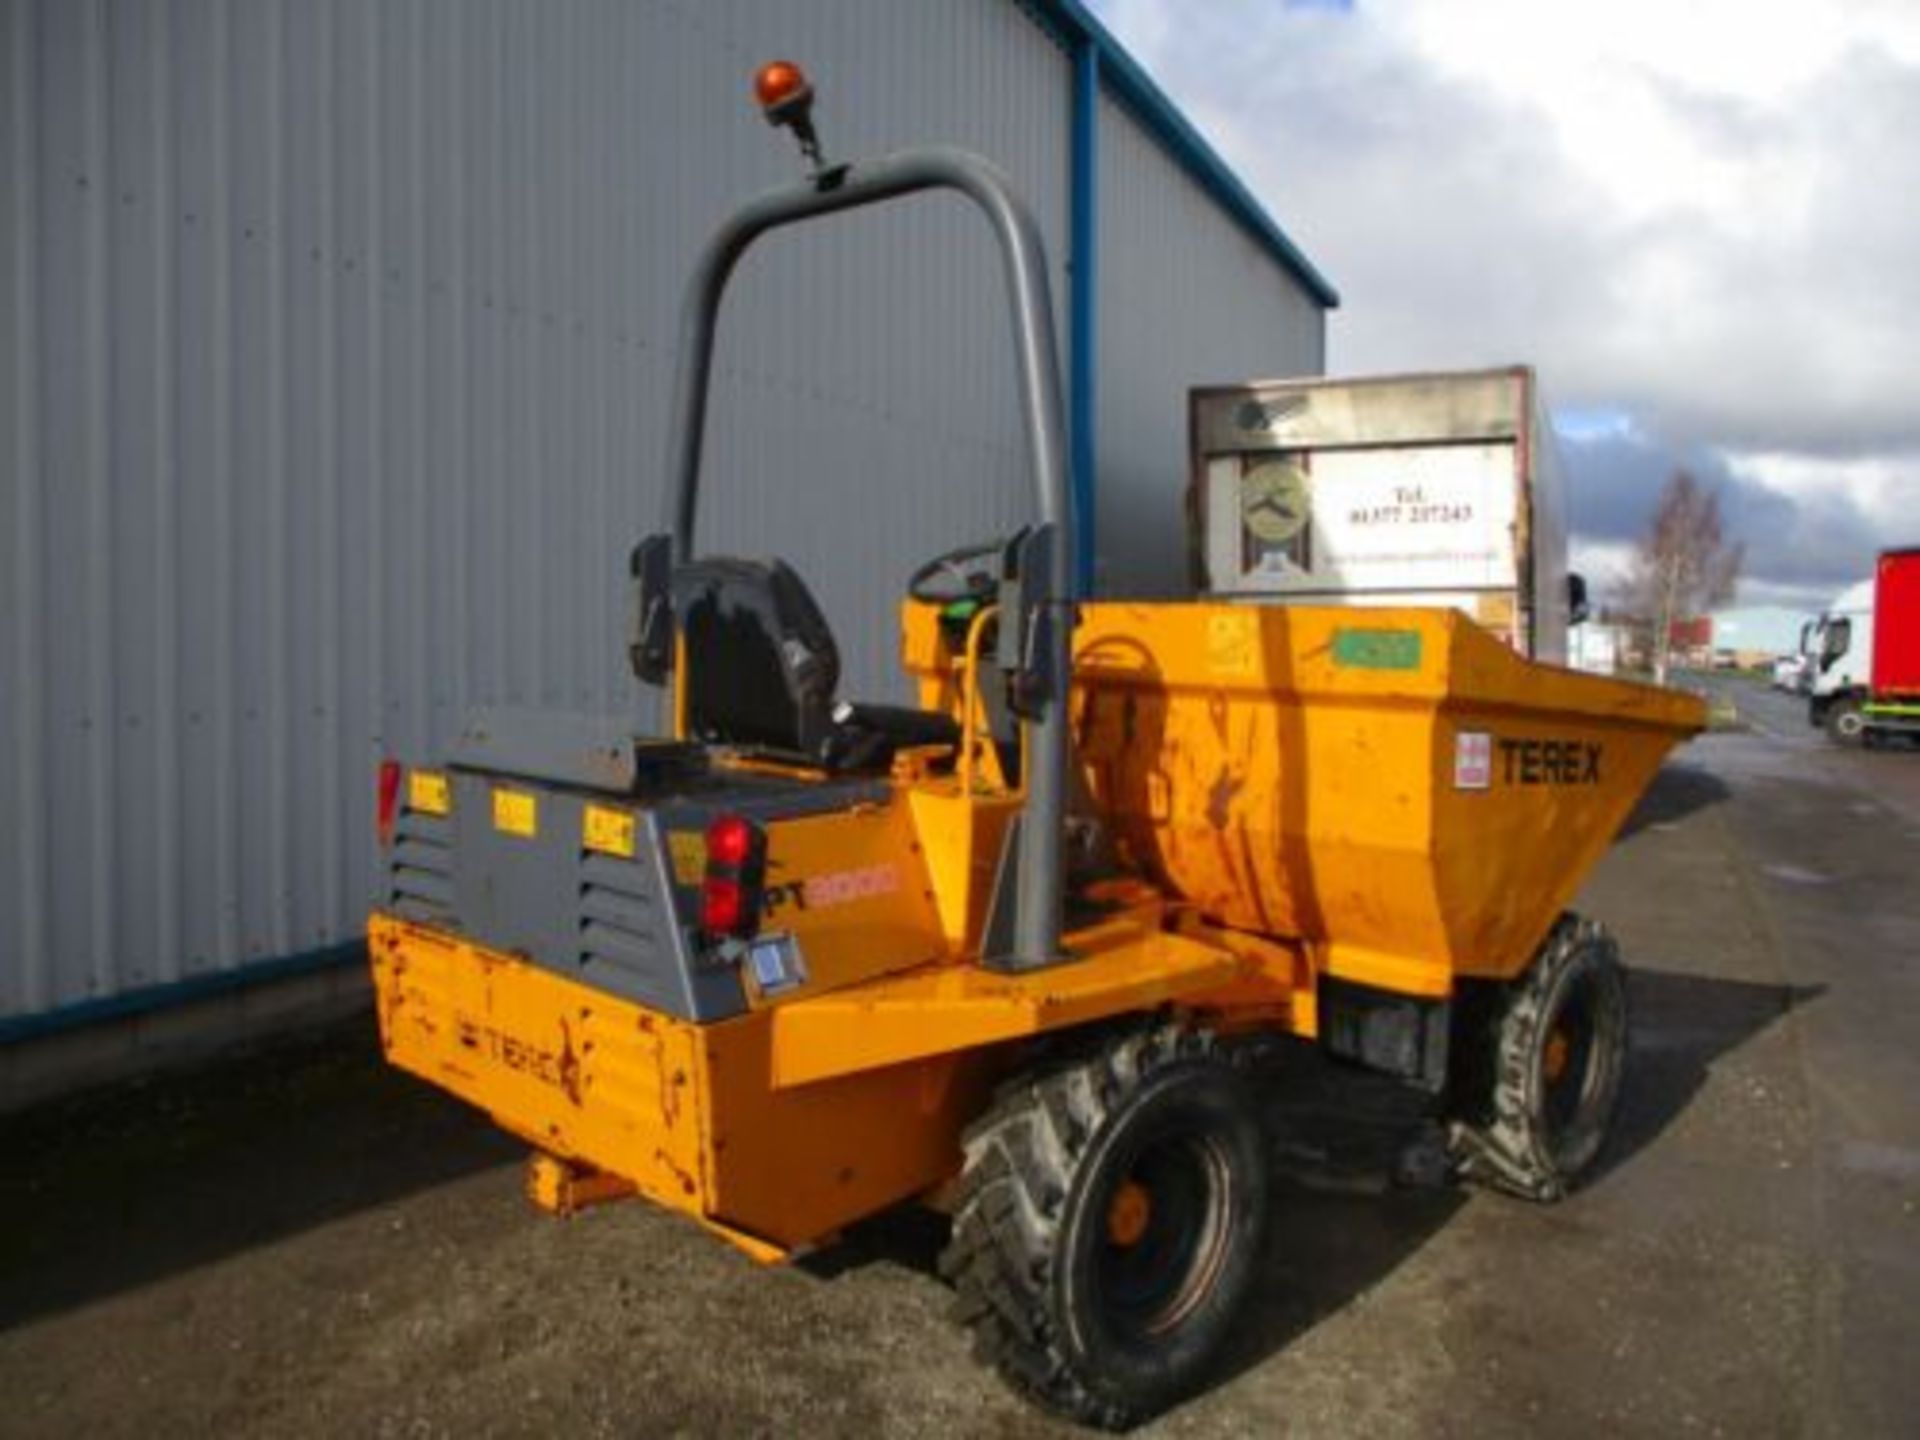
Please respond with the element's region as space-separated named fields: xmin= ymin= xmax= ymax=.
xmin=1811 ymin=547 xmax=1920 ymax=744
xmin=1872 ymin=548 xmax=1920 ymax=703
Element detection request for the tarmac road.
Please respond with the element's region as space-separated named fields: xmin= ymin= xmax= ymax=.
xmin=2 ymin=677 xmax=1916 ymax=1437
xmin=1715 ymin=670 xmax=1920 ymax=816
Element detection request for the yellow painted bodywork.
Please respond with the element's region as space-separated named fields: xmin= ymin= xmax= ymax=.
xmin=1067 ymin=602 xmax=1703 ymax=994
xmin=372 ymin=913 xmax=993 ymax=1254
xmin=770 ymin=908 xmax=1245 ymax=1086
xmin=746 ymin=800 xmax=948 ymax=1008
xmin=904 ymin=781 xmax=1018 ymax=948
xmin=371 ymin=597 xmax=1701 ymax=1256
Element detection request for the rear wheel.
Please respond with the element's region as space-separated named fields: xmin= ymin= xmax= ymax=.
xmin=939 ymin=1024 xmax=1268 ymax=1429
xmin=1826 ymin=698 xmax=1867 ymax=746
xmin=1450 ymin=915 xmax=1629 ymax=1202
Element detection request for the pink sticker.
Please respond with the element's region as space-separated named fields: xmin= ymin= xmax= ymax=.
xmin=1454 ymin=731 xmax=1492 ymax=790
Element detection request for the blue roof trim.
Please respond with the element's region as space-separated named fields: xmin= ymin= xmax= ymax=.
xmin=1023 ymin=0 xmax=1341 ymax=309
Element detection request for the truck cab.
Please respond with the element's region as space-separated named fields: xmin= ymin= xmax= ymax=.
xmin=1809 ymin=579 xmax=1874 ymax=713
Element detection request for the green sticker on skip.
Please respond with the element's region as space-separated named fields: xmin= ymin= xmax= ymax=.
xmin=1331 ymin=627 xmax=1423 ymax=671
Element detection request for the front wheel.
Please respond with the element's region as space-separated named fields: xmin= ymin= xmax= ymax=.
xmin=940 ymin=1024 xmax=1268 ymax=1429
xmin=1449 ymin=915 xmax=1629 ymax=1202
xmin=1826 ymin=698 xmax=1867 ymax=746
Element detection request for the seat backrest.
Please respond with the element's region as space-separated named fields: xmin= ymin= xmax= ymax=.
xmin=669 ymin=558 xmax=841 ymax=759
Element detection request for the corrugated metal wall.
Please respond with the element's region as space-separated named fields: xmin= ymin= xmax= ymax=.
xmin=1093 ymin=87 xmax=1326 ymax=595
xmin=0 ymin=0 xmax=1325 ymax=1028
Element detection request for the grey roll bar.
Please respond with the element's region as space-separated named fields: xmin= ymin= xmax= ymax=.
xmin=655 ymin=146 xmax=1076 ymax=971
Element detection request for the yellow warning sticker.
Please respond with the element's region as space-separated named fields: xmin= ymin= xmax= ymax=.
xmin=492 ymin=787 xmax=538 ymax=838
xmin=667 ymin=831 xmax=707 ymax=886
xmin=583 ymin=804 xmax=636 ymax=858
xmin=408 ymin=770 xmax=451 ymax=816
xmin=1206 ymin=612 xmax=1259 ymax=678
xmin=1474 ymin=592 xmax=1516 ymax=628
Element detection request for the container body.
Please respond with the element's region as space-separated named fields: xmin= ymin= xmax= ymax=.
xmin=1073 ymin=601 xmax=1704 ymax=994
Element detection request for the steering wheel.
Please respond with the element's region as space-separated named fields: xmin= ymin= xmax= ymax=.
xmin=908 ymin=540 xmax=1005 ymax=606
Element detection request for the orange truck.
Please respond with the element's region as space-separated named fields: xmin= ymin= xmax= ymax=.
xmin=369 ymin=65 xmax=1703 ymax=1427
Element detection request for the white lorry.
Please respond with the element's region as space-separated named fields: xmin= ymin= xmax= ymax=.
xmin=1808 ymin=549 xmax=1920 ymax=745
xmin=1189 ymin=366 xmax=1586 ymax=662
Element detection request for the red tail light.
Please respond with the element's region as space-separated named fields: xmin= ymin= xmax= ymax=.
xmin=701 ymin=876 xmax=746 ymax=935
xmin=376 ymin=759 xmax=402 ymax=847
xmin=700 ymin=814 xmax=765 ymax=941
xmin=707 ymin=814 xmax=754 ymax=868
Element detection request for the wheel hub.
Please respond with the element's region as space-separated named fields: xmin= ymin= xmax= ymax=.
xmin=1541 ymin=978 xmax=1605 ymax=1137
xmin=1106 ymin=1178 xmax=1153 ymax=1248
xmin=1096 ymin=1134 xmax=1235 ymax=1340
xmin=1543 ymin=1026 xmax=1572 ymax=1084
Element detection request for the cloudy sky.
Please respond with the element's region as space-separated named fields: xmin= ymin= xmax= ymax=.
xmin=1087 ymin=0 xmax=1920 ymax=608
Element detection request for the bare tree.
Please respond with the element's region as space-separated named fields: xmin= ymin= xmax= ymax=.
xmin=1628 ymin=469 xmax=1744 ymax=683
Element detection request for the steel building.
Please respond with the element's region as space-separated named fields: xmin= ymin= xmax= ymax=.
xmin=0 ymin=0 xmax=1335 ymax=1078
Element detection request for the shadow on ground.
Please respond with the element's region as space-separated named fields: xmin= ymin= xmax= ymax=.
xmin=1598 ymin=966 xmax=1824 ymax=1184
xmin=1222 ymin=965 xmax=1821 ymax=1389
xmin=1620 ymin=762 xmax=1732 ymax=838
xmin=0 ymin=1018 xmax=516 ymax=1331
xmin=808 ymin=965 xmax=1824 ymax=1405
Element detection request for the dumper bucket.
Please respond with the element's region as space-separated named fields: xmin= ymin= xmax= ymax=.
xmin=1072 ymin=603 xmax=1705 ymax=998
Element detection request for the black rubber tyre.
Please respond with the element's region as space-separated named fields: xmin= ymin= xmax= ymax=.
xmin=1450 ymin=914 xmax=1629 ymax=1203
xmin=1826 ymin=698 xmax=1867 ymax=747
xmin=939 ymin=1024 xmax=1268 ymax=1429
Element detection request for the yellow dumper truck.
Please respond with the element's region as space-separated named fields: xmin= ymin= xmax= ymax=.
xmin=370 ymin=65 xmax=1704 ymax=1427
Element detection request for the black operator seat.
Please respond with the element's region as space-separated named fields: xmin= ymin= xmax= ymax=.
xmin=669 ymin=557 xmax=961 ymax=773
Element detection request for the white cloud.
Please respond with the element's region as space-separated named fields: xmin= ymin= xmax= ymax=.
xmin=1569 ymin=537 xmax=1636 ymax=593
xmin=1731 ymin=450 xmax=1920 ymax=521
xmin=1398 ymin=0 xmax=1920 ymax=102
xmin=1088 ymin=0 xmax=1920 ymax=593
